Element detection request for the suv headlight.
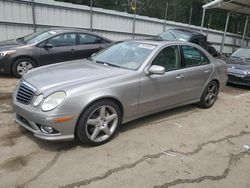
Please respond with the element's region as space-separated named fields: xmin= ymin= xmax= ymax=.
xmin=0 ymin=50 xmax=16 ymax=57
xmin=41 ymin=91 xmax=66 ymax=111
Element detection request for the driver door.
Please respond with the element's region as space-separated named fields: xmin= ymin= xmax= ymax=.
xmin=139 ymin=45 xmax=188 ymax=115
xmin=39 ymin=33 xmax=78 ymax=65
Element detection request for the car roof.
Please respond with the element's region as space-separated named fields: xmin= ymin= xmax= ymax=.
xmin=167 ymin=28 xmax=204 ymax=36
xmin=121 ymin=39 xmax=195 ymax=47
xmin=41 ymin=27 xmax=113 ymax=42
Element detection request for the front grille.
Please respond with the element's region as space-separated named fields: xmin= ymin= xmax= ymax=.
xmin=16 ymin=82 xmax=36 ymax=104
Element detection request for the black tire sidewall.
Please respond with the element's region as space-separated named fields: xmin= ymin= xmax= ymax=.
xmin=12 ymin=58 xmax=36 ymax=78
xmin=76 ymin=100 xmax=122 ymax=146
xmin=200 ymin=81 xmax=219 ymax=108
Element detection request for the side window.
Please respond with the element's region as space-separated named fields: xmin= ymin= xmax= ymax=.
xmin=182 ymin=46 xmax=209 ymax=67
xmin=79 ymin=34 xmax=102 ymax=45
xmin=47 ymin=33 xmax=76 ymax=47
xmin=152 ymin=46 xmax=181 ymax=71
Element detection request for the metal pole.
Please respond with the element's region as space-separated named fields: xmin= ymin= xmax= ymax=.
xmin=241 ymin=16 xmax=248 ymax=46
xmin=200 ymin=8 xmax=206 ymax=32
xmin=163 ymin=1 xmax=168 ymax=32
xmin=132 ymin=0 xmax=137 ymax=39
xmin=31 ymin=0 xmax=36 ymax=32
xmin=188 ymin=7 xmax=193 ymax=30
xmin=220 ymin=12 xmax=230 ymax=55
xmin=90 ymin=0 xmax=93 ymax=31
xmin=206 ymin=13 xmax=212 ymax=37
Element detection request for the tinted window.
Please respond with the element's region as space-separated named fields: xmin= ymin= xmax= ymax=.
xmin=182 ymin=46 xmax=209 ymax=67
xmin=152 ymin=46 xmax=181 ymax=71
xmin=47 ymin=33 xmax=76 ymax=47
xmin=79 ymin=34 xmax=102 ymax=44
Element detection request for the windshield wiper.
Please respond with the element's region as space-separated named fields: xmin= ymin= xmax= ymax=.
xmin=95 ymin=60 xmax=121 ymax=68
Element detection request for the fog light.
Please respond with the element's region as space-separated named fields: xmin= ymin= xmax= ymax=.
xmin=40 ymin=125 xmax=54 ymax=134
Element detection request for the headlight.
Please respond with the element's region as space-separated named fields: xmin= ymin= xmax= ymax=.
xmin=33 ymin=94 xmax=43 ymax=107
xmin=0 ymin=50 xmax=16 ymax=57
xmin=41 ymin=91 xmax=66 ymax=111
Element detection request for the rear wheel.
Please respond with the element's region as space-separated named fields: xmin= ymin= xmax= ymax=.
xmin=12 ymin=57 xmax=36 ymax=78
xmin=199 ymin=81 xmax=219 ymax=108
xmin=76 ymin=100 xmax=121 ymax=146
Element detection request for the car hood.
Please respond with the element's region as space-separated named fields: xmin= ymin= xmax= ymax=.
xmin=23 ymin=59 xmax=130 ymax=93
xmin=226 ymin=57 xmax=250 ymax=72
xmin=0 ymin=39 xmax=23 ymax=51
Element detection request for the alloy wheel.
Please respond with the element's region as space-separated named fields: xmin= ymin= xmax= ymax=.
xmin=85 ymin=105 xmax=118 ymax=142
xmin=17 ymin=61 xmax=34 ymax=75
xmin=205 ymin=83 xmax=218 ymax=106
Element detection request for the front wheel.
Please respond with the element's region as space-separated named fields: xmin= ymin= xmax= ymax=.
xmin=199 ymin=81 xmax=219 ymax=108
xmin=12 ymin=58 xmax=36 ymax=78
xmin=76 ymin=100 xmax=121 ymax=146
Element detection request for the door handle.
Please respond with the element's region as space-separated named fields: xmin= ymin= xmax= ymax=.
xmin=70 ymin=49 xmax=76 ymax=53
xmin=204 ymin=70 xmax=210 ymax=73
xmin=176 ymin=74 xmax=184 ymax=79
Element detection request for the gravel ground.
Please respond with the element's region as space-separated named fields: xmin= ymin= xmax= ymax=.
xmin=0 ymin=74 xmax=250 ymax=188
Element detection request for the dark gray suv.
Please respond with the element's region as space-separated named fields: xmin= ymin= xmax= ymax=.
xmin=0 ymin=28 xmax=112 ymax=77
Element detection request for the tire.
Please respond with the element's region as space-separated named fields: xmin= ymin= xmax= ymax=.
xmin=12 ymin=57 xmax=36 ymax=78
xmin=199 ymin=81 xmax=219 ymax=108
xmin=76 ymin=100 xmax=122 ymax=146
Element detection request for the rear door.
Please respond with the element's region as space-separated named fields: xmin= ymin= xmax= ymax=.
xmin=181 ymin=45 xmax=213 ymax=100
xmin=39 ymin=33 xmax=77 ymax=65
xmin=139 ymin=45 xmax=188 ymax=114
xmin=76 ymin=33 xmax=109 ymax=59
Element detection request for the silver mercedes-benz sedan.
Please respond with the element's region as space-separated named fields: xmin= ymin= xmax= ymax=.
xmin=13 ymin=40 xmax=227 ymax=145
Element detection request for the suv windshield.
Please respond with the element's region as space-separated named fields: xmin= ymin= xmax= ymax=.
xmin=19 ymin=30 xmax=58 ymax=44
xmin=231 ymin=48 xmax=250 ymax=59
xmin=160 ymin=30 xmax=191 ymax=42
xmin=92 ymin=41 xmax=156 ymax=70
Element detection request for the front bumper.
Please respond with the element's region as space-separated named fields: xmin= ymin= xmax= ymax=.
xmin=0 ymin=56 xmax=12 ymax=74
xmin=227 ymin=74 xmax=250 ymax=86
xmin=13 ymin=101 xmax=76 ymax=141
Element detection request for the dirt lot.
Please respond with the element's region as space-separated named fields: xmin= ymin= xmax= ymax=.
xmin=0 ymin=75 xmax=250 ymax=188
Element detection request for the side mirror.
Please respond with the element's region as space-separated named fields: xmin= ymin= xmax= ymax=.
xmin=44 ymin=43 xmax=53 ymax=50
xmin=91 ymin=53 xmax=96 ymax=57
xmin=147 ymin=65 xmax=165 ymax=75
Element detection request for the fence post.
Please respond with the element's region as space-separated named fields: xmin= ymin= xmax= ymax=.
xmin=220 ymin=12 xmax=230 ymax=55
xmin=163 ymin=1 xmax=168 ymax=32
xmin=31 ymin=0 xmax=36 ymax=32
xmin=90 ymin=0 xmax=93 ymax=31
xmin=188 ymin=7 xmax=192 ymax=30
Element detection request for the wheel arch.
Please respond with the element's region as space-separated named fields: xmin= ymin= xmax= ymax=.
xmin=75 ymin=96 xmax=124 ymax=133
xmin=11 ymin=55 xmax=38 ymax=71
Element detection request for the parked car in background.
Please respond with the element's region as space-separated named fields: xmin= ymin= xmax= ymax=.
xmin=226 ymin=47 xmax=250 ymax=86
xmin=13 ymin=40 xmax=227 ymax=145
xmin=158 ymin=28 xmax=219 ymax=57
xmin=0 ymin=28 xmax=112 ymax=77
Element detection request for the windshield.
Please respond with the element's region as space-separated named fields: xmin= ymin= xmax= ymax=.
xmin=20 ymin=30 xmax=58 ymax=44
xmin=231 ymin=48 xmax=250 ymax=59
xmin=160 ymin=30 xmax=191 ymax=42
xmin=92 ymin=41 xmax=156 ymax=70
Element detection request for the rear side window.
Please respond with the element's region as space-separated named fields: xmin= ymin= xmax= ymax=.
xmin=152 ymin=46 xmax=181 ymax=71
xmin=47 ymin=33 xmax=76 ymax=47
xmin=181 ymin=46 xmax=209 ymax=67
xmin=79 ymin=34 xmax=103 ymax=45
